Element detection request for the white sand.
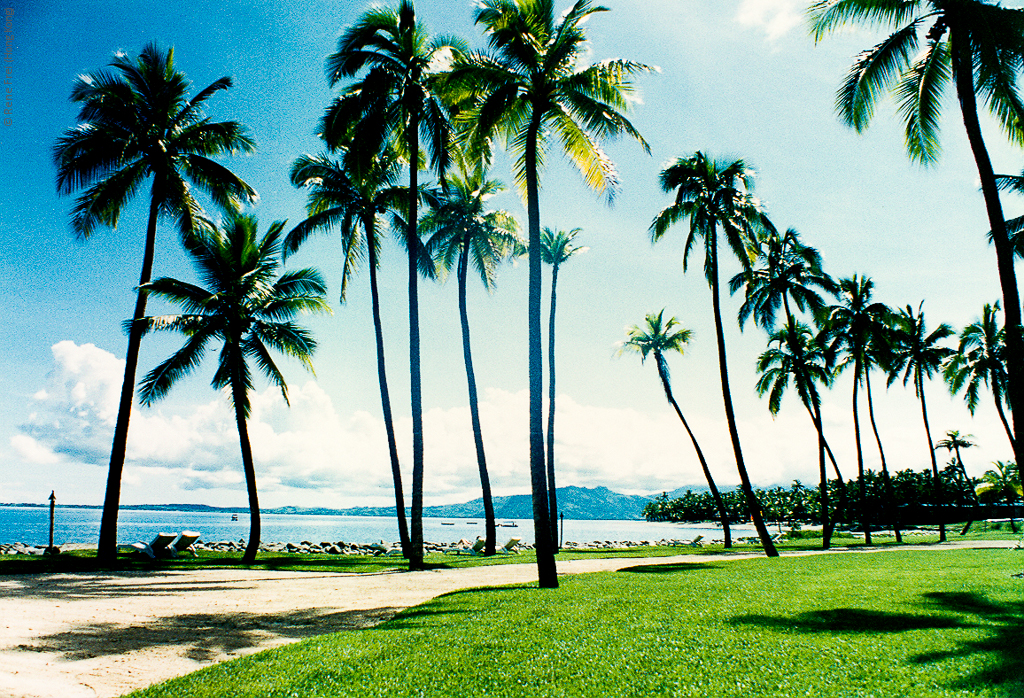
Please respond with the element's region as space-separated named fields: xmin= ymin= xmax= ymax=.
xmin=0 ymin=540 xmax=1016 ymax=698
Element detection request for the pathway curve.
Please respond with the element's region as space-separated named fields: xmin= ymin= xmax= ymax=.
xmin=0 ymin=540 xmax=1016 ymax=698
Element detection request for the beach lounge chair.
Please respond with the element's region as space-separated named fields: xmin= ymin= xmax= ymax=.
xmin=687 ymin=535 xmax=704 ymax=547
xmin=444 ymin=537 xmax=486 ymax=555
xmin=168 ymin=531 xmax=200 ymax=557
xmin=495 ymin=537 xmax=521 ymax=555
xmin=120 ymin=532 xmax=177 ymax=559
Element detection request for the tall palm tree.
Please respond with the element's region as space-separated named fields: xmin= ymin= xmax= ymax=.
xmin=651 ymin=152 xmax=779 ymax=557
xmin=286 ymin=148 xmax=414 ymax=557
xmin=137 ymin=213 xmax=329 ymax=564
xmin=756 ymin=319 xmax=837 ymax=549
xmin=444 ymin=0 xmax=652 ymax=587
xmin=423 ymin=166 xmax=521 ymax=556
xmin=944 ymin=302 xmax=1014 ymax=451
xmin=540 ymin=226 xmax=587 ymax=549
xmin=822 ymin=275 xmax=897 ymax=544
xmin=620 ymin=310 xmax=733 ymax=548
xmin=53 ymin=43 xmax=257 ymax=562
xmin=887 ymin=302 xmax=955 ymax=541
xmin=323 ymin=0 xmax=464 ymax=570
xmin=810 ymin=0 xmax=1024 ymax=476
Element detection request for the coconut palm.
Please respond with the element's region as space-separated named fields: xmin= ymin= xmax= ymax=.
xmin=887 ymin=302 xmax=955 ymax=541
xmin=976 ymin=460 xmax=1022 ymax=531
xmin=935 ymin=429 xmax=979 ymax=505
xmin=756 ymin=319 xmax=837 ymax=548
xmin=620 ymin=310 xmax=733 ymax=548
xmin=423 ymin=165 xmax=521 ymax=556
xmin=53 ymin=43 xmax=257 ymax=562
xmin=137 ymin=213 xmax=329 ymax=564
xmin=285 ymin=147 xmax=414 ymax=557
xmin=810 ymin=0 xmax=1024 ymax=474
xmin=822 ymin=275 xmax=898 ymax=543
xmin=651 ymin=152 xmax=779 ymax=557
xmin=540 ymin=226 xmax=587 ymax=549
xmin=323 ymin=0 xmax=465 ymax=570
xmin=443 ymin=0 xmax=652 ymax=587
xmin=944 ymin=302 xmax=1014 ymax=451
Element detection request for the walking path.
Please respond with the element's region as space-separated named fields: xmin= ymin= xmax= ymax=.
xmin=0 ymin=540 xmax=1016 ymax=698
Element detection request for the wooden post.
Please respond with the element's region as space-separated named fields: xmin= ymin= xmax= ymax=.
xmin=47 ymin=491 xmax=57 ymax=554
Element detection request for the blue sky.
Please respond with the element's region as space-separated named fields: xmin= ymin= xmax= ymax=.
xmin=2 ymin=0 xmax=1021 ymax=508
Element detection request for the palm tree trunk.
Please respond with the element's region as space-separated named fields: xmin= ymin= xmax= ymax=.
xmin=811 ymin=402 xmax=831 ymax=549
xmin=951 ymin=21 xmax=1024 ymax=491
xmin=527 ymin=115 xmax=558 ymax=587
xmin=232 ymin=365 xmax=261 ymax=565
xmin=710 ymin=234 xmax=777 ymax=556
xmin=993 ymin=388 xmax=1016 ymax=454
xmin=656 ymin=353 xmax=732 ymax=547
xmin=853 ymin=362 xmax=871 ymax=544
xmin=367 ymin=216 xmax=410 ymax=556
xmin=918 ymin=373 xmax=946 ymax=542
xmin=408 ymin=111 xmax=424 ymax=572
xmin=459 ymin=243 xmax=496 ymax=556
xmin=97 ymin=192 xmax=161 ymax=563
xmin=865 ymin=369 xmax=902 ymax=542
xmin=546 ymin=262 xmax=560 ymax=550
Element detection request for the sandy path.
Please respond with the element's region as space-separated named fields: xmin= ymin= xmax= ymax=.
xmin=0 ymin=541 xmax=1016 ymax=698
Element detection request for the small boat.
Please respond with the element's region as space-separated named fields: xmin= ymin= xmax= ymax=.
xmin=497 ymin=521 xmax=518 ymax=528
xmin=231 ymin=514 xmax=238 ymax=521
xmin=466 ymin=521 xmax=478 ymax=525
xmin=441 ymin=522 xmax=455 ymax=526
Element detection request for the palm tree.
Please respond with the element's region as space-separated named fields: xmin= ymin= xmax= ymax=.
xmin=810 ymin=0 xmax=1024 ymax=476
xmin=976 ymin=460 xmax=1022 ymax=531
xmin=286 ymin=148 xmax=413 ymax=557
xmin=620 ymin=310 xmax=733 ymax=548
xmin=756 ymin=319 xmax=837 ymax=549
xmin=443 ymin=0 xmax=652 ymax=587
xmin=540 ymin=226 xmax=587 ymax=549
xmin=935 ymin=429 xmax=979 ymax=505
xmin=53 ymin=43 xmax=257 ymax=562
xmin=944 ymin=302 xmax=1014 ymax=451
xmin=323 ymin=0 xmax=464 ymax=571
xmin=423 ymin=165 xmax=521 ymax=556
xmin=137 ymin=212 xmax=329 ymax=564
xmin=651 ymin=152 xmax=779 ymax=557
xmin=822 ymin=275 xmax=897 ymax=544
xmin=887 ymin=302 xmax=955 ymax=541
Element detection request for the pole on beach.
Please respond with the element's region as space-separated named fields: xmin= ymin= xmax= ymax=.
xmin=559 ymin=512 xmax=564 ymax=549
xmin=47 ymin=491 xmax=57 ymax=555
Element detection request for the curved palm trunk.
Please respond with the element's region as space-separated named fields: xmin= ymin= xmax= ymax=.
xmin=545 ymin=262 xmax=560 ymax=550
xmin=367 ymin=217 xmax=411 ymax=556
xmin=853 ymin=362 xmax=871 ymax=544
xmin=865 ymin=370 xmax=902 ymax=542
xmin=408 ymin=124 xmax=425 ymax=572
xmin=655 ymin=353 xmax=732 ymax=547
xmin=459 ymin=243 xmax=497 ymax=556
xmin=951 ymin=21 xmax=1024 ymax=491
xmin=918 ymin=373 xmax=946 ymax=542
xmin=526 ymin=116 xmax=558 ymax=587
xmin=810 ymin=402 xmax=831 ymax=550
xmin=992 ymin=383 xmax=1016 ymax=453
xmin=97 ymin=192 xmax=161 ymax=563
xmin=232 ymin=365 xmax=261 ymax=565
xmin=711 ymin=236 xmax=777 ymax=556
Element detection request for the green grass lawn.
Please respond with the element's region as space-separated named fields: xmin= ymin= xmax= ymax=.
xmin=126 ymin=548 xmax=1024 ymax=698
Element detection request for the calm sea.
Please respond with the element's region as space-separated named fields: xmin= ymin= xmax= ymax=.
xmin=0 ymin=505 xmax=753 ymax=547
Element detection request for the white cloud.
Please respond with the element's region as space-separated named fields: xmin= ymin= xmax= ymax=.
xmin=735 ymin=0 xmax=805 ymax=41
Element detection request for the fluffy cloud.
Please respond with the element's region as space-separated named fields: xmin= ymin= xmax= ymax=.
xmin=735 ymin=0 xmax=805 ymax=40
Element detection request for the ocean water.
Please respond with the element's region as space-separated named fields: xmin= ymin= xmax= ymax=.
xmin=0 ymin=505 xmax=754 ymax=547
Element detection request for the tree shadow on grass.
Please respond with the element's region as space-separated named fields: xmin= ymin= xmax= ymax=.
xmin=910 ymin=592 xmax=1024 ymax=691
xmin=618 ymin=562 xmax=719 ymax=575
xmin=730 ymin=589 xmax=1024 ymax=694
xmin=18 ymin=606 xmax=401 ymax=663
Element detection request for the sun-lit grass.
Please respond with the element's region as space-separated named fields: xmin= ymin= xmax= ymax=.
xmin=127 ymin=548 xmax=1024 ymax=698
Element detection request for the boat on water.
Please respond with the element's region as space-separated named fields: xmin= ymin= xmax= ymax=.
xmin=497 ymin=521 xmax=518 ymax=528
xmin=231 ymin=514 xmax=238 ymax=521
xmin=441 ymin=522 xmax=455 ymax=526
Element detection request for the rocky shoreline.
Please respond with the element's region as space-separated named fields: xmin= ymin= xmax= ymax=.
xmin=1 ymin=537 xmax=713 ymax=556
